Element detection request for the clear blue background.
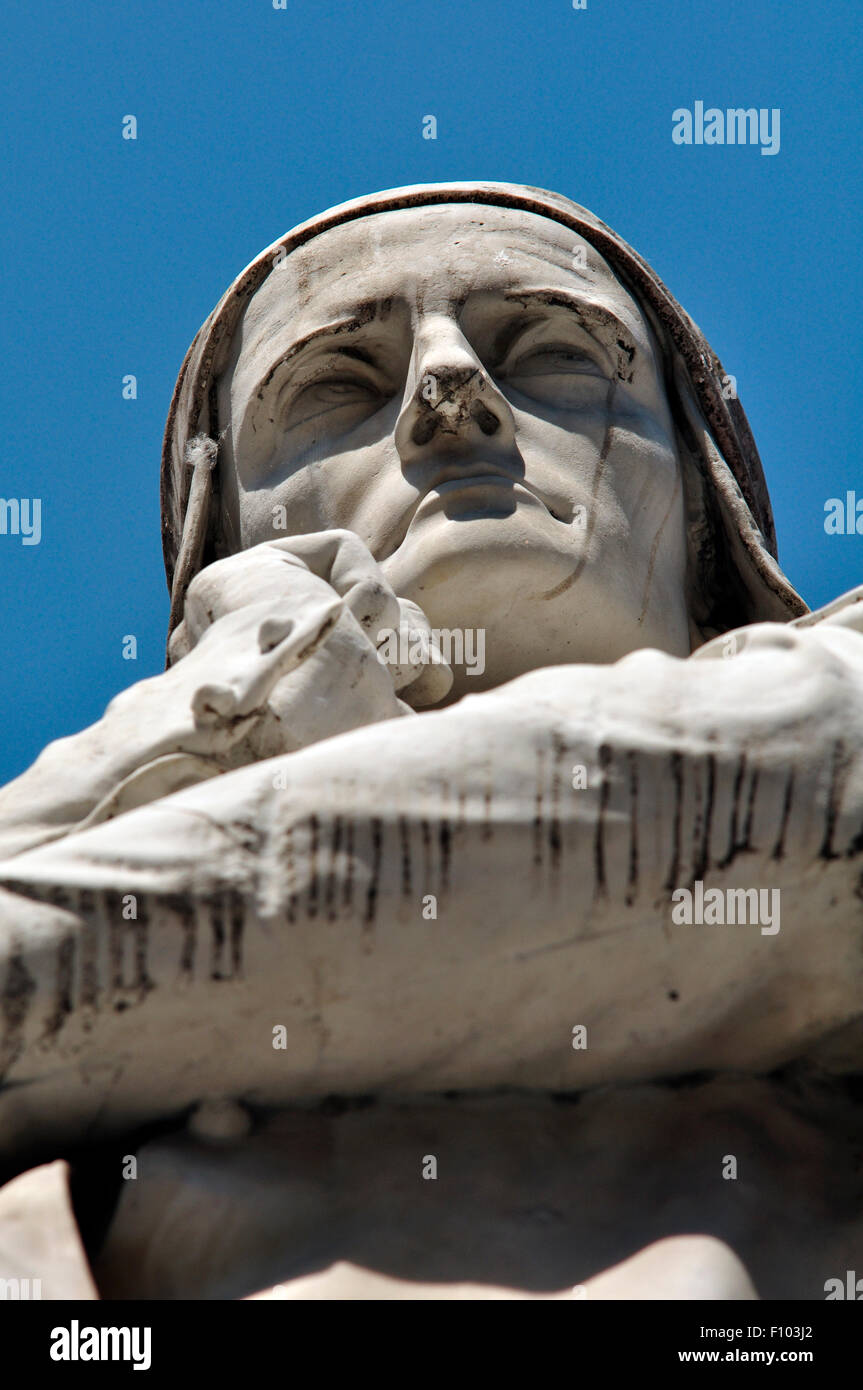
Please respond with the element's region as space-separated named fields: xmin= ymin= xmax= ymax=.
xmin=1 ymin=0 xmax=860 ymax=787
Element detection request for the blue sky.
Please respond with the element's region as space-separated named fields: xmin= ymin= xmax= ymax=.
xmin=1 ymin=0 xmax=860 ymax=786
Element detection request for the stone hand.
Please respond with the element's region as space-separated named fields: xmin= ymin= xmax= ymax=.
xmin=170 ymin=531 xmax=453 ymax=760
xmin=0 ymin=533 xmax=452 ymax=861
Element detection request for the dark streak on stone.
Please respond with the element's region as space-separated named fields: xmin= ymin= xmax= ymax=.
xmin=421 ymin=818 xmax=432 ymax=885
xmin=741 ymin=764 xmax=760 ymax=852
xmin=233 ymin=819 xmax=265 ymax=858
xmin=308 ymin=814 xmax=319 ymax=918
xmin=549 ymin=734 xmax=564 ymax=871
xmin=108 ymin=892 xmax=125 ymax=992
xmin=365 ymin=818 xmax=383 ymax=926
xmin=45 ymin=934 xmax=75 ymax=1039
xmin=626 ymin=750 xmax=639 ymax=906
xmin=399 ymin=815 xmax=411 ymax=897
xmin=229 ymin=889 xmax=244 ymax=976
xmin=639 ymin=469 xmax=682 ymax=625
xmin=284 ymin=824 xmax=296 ymax=922
xmin=689 ymin=761 xmax=703 ymax=892
xmin=456 ymin=788 xmax=468 ymax=857
xmin=482 ymin=783 xmax=493 ymax=841
xmin=1 ymin=952 xmax=36 ymax=1072
xmin=534 ymin=747 xmax=545 ymax=869
xmin=42 ymin=885 xmax=75 ymax=913
xmin=594 ymin=744 xmax=613 ymax=897
xmin=163 ymin=892 xmax=197 ymax=980
xmin=79 ymin=890 xmax=100 ymax=1012
xmin=718 ymin=752 xmax=748 ymax=870
xmin=343 ymin=818 xmax=355 ymax=911
xmin=439 ymin=819 xmax=452 ymax=891
xmin=134 ymin=905 xmax=152 ymax=999
xmin=539 ymin=378 xmax=617 ymax=601
xmin=771 ymin=769 xmax=795 ymax=861
xmin=211 ymin=894 xmax=225 ymax=979
xmin=845 ymin=823 xmax=863 ymax=859
xmin=693 ymin=753 xmax=716 ymax=883
xmin=663 ymin=751 xmax=683 ymax=893
xmin=819 ymin=740 xmax=852 ymax=861
xmin=326 ymin=816 xmax=344 ymax=920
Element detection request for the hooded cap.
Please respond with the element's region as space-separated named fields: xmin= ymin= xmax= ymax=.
xmin=161 ymin=182 xmax=807 ymax=647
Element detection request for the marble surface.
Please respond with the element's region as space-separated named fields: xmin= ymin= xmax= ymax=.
xmin=0 ymin=185 xmax=859 ymax=1300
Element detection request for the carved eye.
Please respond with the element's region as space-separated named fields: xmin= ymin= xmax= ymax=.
xmin=285 ymin=376 xmax=383 ymax=430
xmin=316 ymin=380 xmax=371 ymax=398
xmin=504 ymin=344 xmax=607 ymax=405
xmin=508 ymin=345 xmax=605 ymax=377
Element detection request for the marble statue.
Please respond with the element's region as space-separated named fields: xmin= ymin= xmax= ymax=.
xmin=0 ymin=184 xmax=861 ymax=1301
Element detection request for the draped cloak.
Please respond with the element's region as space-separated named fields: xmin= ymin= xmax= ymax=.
xmin=160 ymin=182 xmax=808 ymax=650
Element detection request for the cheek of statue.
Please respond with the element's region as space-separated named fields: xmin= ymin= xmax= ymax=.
xmin=260 ymin=420 xmax=414 ymax=554
xmin=375 ymin=391 xmax=689 ymax=682
xmin=223 ymin=382 xmax=690 ymax=694
xmin=218 ymin=207 xmax=691 ymax=686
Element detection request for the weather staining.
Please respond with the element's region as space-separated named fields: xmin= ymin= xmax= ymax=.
xmin=0 ymin=183 xmax=859 ymax=1302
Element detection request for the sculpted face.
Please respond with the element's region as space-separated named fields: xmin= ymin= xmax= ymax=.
xmin=217 ymin=204 xmax=691 ymax=696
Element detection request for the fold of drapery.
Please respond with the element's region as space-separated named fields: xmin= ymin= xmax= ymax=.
xmin=160 ymin=182 xmax=808 ymax=657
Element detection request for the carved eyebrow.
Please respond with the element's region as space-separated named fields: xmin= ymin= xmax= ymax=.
xmin=252 ymin=305 xmax=382 ymax=400
xmin=496 ymin=289 xmax=640 ymax=379
xmin=337 ymin=344 xmax=377 ymax=365
xmin=487 ymin=311 xmax=546 ymax=367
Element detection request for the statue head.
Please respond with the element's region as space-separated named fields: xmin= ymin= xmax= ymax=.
xmin=162 ymin=183 xmax=806 ymax=695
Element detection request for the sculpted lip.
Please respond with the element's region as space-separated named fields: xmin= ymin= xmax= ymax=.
xmin=434 ymin=473 xmax=524 ymax=495
xmin=424 ymin=464 xmax=561 ymax=514
xmin=379 ymin=467 xmax=567 ymax=561
xmin=420 ymin=475 xmax=549 ymax=513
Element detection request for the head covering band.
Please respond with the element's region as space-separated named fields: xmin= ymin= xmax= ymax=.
xmin=161 ymin=182 xmax=807 ymax=650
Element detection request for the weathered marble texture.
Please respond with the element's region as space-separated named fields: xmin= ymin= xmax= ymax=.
xmin=1 ymin=596 xmax=862 ymax=1171
xmin=1 ymin=184 xmax=860 ymax=1300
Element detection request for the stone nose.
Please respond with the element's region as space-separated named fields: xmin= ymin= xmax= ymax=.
xmin=410 ymin=365 xmax=500 ymax=444
xmin=395 ymin=321 xmax=516 ymax=456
